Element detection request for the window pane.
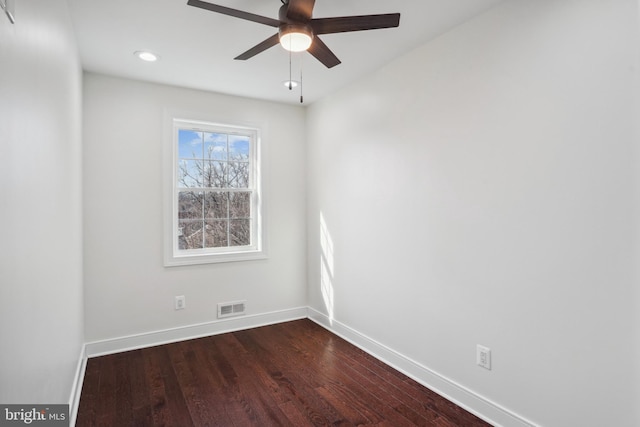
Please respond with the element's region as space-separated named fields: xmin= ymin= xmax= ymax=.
xmin=227 ymin=162 xmax=249 ymax=188
xmin=178 ymin=220 xmax=204 ymax=249
xmin=178 ymin=191 xmax=203 ymax=219
xmin=204 ymin=132 xmax=227 ymax=161
xmin=178 ymin=159 xmax=203 ymax=188
xmin=178 ymin=130 xmax=203 ymax=159
xmin=229 ymin=135 xmax=250 ymax=161
xmin=229 ymin=192 xmax=250 ymax=218
xmin=204 ymin=192 xmax=228 ymax=219
xmin=205 ymin=220 xmax=228 ymax=247
xmin=229 ymin=219 xmax=250 ymax=246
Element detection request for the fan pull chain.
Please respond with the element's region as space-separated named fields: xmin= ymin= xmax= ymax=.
xmin=299 ymin=53 xmax=304 ymax=104
xmin=288 ymin=48 xmax=293 ymax=90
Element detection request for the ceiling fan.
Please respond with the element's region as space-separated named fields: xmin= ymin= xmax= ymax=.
xmin=187 ymin=0 xmax=401 ymax=68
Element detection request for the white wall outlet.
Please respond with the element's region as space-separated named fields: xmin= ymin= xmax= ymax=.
xmin=477 ymin=345 xmax=491 ymax=370
xmin=175 ymin=295 xmax=186 ymax=310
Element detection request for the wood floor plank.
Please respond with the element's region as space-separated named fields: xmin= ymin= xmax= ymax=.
xmin=114 ymin=354 xmax=134 ymax=426
xmin=166 ymin=342 xmax=219 ymax=426
xmin=277 ymin=400 xmax=316 ymax=427
xmin=77 ymin=319 xmax=492 ymax=427
xmin=95 ymin=353 xmax=116 ymax=426
xmin=315 ymin=385 xmax=378 ymax=425
xmin=293 ymin=321 xmax=479 ymax=426
xmin=128 ymin=350 xmax=154 ymax=426
xmin=76 ymin=355 xmax=101 ymax=426
xmin=268 ymin=322 xmax=443 ymax=425
xmin=227 ymin=331 xmax=335 ymax=426
xmin=144 ymin=346 xmax=193 ymax=426
xmin=212 ymin=333 xmax=295 ymax=425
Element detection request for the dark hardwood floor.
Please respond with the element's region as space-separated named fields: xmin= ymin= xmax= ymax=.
xmin=76 ymin=319 xmax=491 ymax=426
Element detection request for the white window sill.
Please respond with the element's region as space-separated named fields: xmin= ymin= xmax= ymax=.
xmin=164 ymin=249 xmax=267 ymax=267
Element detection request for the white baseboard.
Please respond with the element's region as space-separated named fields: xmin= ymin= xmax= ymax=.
xmin=85 ymin=306 xmax=308 ymax=358
xmin=68 ymin=344 xmax=87 ymax=427
xmin=307 ymin=308 xmax=537 ymax=427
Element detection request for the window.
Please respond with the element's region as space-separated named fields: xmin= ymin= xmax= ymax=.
xmin=164 ymin=118 xmax=265 ymax=266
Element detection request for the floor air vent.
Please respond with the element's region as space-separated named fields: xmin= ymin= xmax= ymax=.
xmin=217 ymin=300 xmax=246 ymax=319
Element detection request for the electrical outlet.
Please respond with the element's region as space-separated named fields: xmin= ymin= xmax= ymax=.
xmin=477 ymin=345 xmax=491 ymax=370
xmin=175 ymin=295 xmax=186 ymax=310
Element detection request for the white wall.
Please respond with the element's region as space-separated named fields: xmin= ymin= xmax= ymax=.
xmin=307 ymin=1 xmax=639 ymax=426
xmin=82 ymin=73 xmax=307 ymax=342
xmin=0 ymin=0 xmax=84 ymax=406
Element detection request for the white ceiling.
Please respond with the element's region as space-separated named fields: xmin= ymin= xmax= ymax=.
xmin=67 ymin=0 xmax=504 ymax=105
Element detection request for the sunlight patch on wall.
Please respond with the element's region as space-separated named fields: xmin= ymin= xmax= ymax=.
xmin=320 ymin=212 xmax=335 ymax=324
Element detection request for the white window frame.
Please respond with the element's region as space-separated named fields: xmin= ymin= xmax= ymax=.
xmin=164 ymin=115 xmax=266 ymax=266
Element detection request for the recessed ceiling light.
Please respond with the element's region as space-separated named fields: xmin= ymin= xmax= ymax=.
xmin=283 ymin=80 xmax=299 ymax=89
xmin=134 ymin=51 xmax=159 ymax=62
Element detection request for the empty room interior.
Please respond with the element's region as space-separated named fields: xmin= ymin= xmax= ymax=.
xmin=1 ymin=0 xmax=639 ymax=426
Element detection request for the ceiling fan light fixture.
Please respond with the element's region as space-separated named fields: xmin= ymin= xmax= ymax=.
xmin=279 ymin=25 xmax=313 ymax=52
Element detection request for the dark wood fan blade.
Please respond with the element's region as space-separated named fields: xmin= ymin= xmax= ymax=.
xmin=307 ymin=36 xmax=341 ymax=68
xmin=187 ymin=0 xmax=281 ymax=27
xmin=311 ymin=13 xmax=400 ymax=34
xmin=286 ymin=0 xmax=315 ymax=22
xmin=234 ymin=33 xmax=281 ymax=60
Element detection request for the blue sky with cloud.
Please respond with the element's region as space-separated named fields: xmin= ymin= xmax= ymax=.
xmin=178 ymin=130 xmax=250 ymax=160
